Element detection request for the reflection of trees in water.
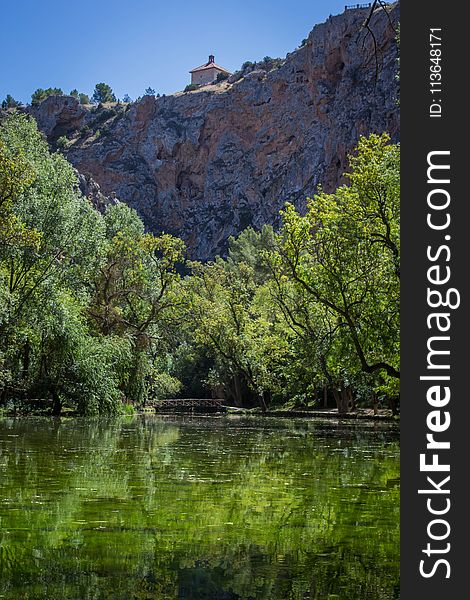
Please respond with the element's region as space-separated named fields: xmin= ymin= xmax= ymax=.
xmin=0 ymin=417 xmax=399 ymax=599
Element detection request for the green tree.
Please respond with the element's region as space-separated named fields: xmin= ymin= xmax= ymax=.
xmin=87 ymin=203 xmax=186 ymax=404
xmin=0 ymin=126 xmax=39 ymax=254
xmin=1 ymin=94 xmax=22 ymax=109
xmin=186 ymin=246 xmax=289 ymax=409
xmin=0 ymin=112 xmax=189 ymax=414
xmin=31 ymin=87 xmax=63 ymax=106
xmin=0 ymin=113 xmax=125 ymax=414
xmin=79 ymin=93 xmax=90 ymax=105
xmin=92 ymin=83 xmax=116 ymax=104
xmin=268 ymin=133 xmax=400 ymax=410
xmin=144 ymin=87 xmax=156 ymax=96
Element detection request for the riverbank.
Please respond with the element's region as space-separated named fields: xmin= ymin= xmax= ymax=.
xmin=0 ymin=403 xmax=398 ymax=422
xmin=265 ymin=408 xmax=398 ymax=421
xmin=152 ymin=405 xmax=398 ymax=422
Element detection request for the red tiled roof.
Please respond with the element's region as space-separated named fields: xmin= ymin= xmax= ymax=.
xmin=190 ymin=61 xmax=231 ymax=74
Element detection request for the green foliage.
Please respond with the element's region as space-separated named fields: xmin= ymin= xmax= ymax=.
xmin=120 ymin=402 xmax=136 ymax=415
xmin=395 ymin=23 xmax=400 ymax=105
xmin=56 ymin=135 xmax=68 ymax=148
xmin=0 ymin=113 xmax=186 ymax=415
xmin=0 ymin=116 xmax=399 ymax=415
xmin=149 ymin=371 xmax=182 ymax=400
xmin=176 ymin=134 xmax=400 ymax=412
xmin=123 ymin=93 xmax=132 ymax=103
xmin=266 ymin=133 xmax=400 ymax=408
xmin=184 ymin=83 xmax=200 ymax=93
xmin=31 ymin=87 xmax=63 ymax=106
xmin=239 ymin=57 xmax=283 ymax=77
xmin=92 ymin=82 xmax=116 ymax=104
xmin=144 ymin=87 xmax=156 ymax=96
xmin=1 ymin=95 xmax=21 ymax=109
xmin=70 ymin=90 xmax=90 ymax=104
xmin=185 ymin=230 xmax=293 ymax=409
xmin=260 ymin=56 xmax=284 ymax=70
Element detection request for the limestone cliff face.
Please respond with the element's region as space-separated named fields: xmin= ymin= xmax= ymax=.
xmin=30 ymin=3 xmax=399 ymax=260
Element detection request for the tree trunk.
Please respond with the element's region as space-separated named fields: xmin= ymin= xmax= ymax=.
xmin=373 ymin=392 xmax=378 ymax=415
xmin=259 ymin=390 xmax=269 ymax=414
xmin=232 ymin=375 xmax=243 ymax=407
xmin=22 ymin=341 xmax=31 ymax=380
xmin=52 ymin=390 xmax=62 ymax=416
xmin=389 ymin=396 xmax=399 ymax=416
xmin=332 ymin=383 xmax=355 ymax=414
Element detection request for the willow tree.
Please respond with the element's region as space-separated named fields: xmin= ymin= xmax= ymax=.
xmin=88 ymin=202 xmax=186 ymax=405
xmin=0 ymin=113 xmax=184 ymax=414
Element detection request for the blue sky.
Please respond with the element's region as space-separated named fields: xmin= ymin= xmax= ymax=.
xmin=2 ymin=0 xmax=348 ymax=104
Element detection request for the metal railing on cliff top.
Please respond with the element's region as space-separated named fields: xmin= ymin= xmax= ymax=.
xmin=344 ymin=3 xmax=372 ymax=10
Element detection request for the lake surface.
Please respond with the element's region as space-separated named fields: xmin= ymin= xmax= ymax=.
xmin=0 ymin=415 xmax=399 ymax=600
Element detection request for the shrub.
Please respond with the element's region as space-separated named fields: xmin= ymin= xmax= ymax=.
xmin=56 ymin=135 xmax=68 ymax=148
xmin=120 ymin=402 xmax=136 ymax=415
xmin=230 ymin=70 xmax=243 ymax=82
xmin=216 ymin=71 xmax=229 ymax=82
xmin=184 ymin=83 xmax=200 ymax=93
xmin=258 ymin=57 xmax=284 ymax=70
xmin=149 ymin=372 xmax=182 ymax=400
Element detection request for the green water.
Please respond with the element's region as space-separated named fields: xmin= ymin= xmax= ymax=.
xmin=0 ymin=416 xmax=399 ymax=600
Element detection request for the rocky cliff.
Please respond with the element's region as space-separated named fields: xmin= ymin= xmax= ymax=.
xmin=30 ymin=3 xmax=399 ymax=260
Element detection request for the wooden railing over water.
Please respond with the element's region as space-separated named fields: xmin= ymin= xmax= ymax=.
xmin=147 ymin=398 xmax=225 ymax=411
